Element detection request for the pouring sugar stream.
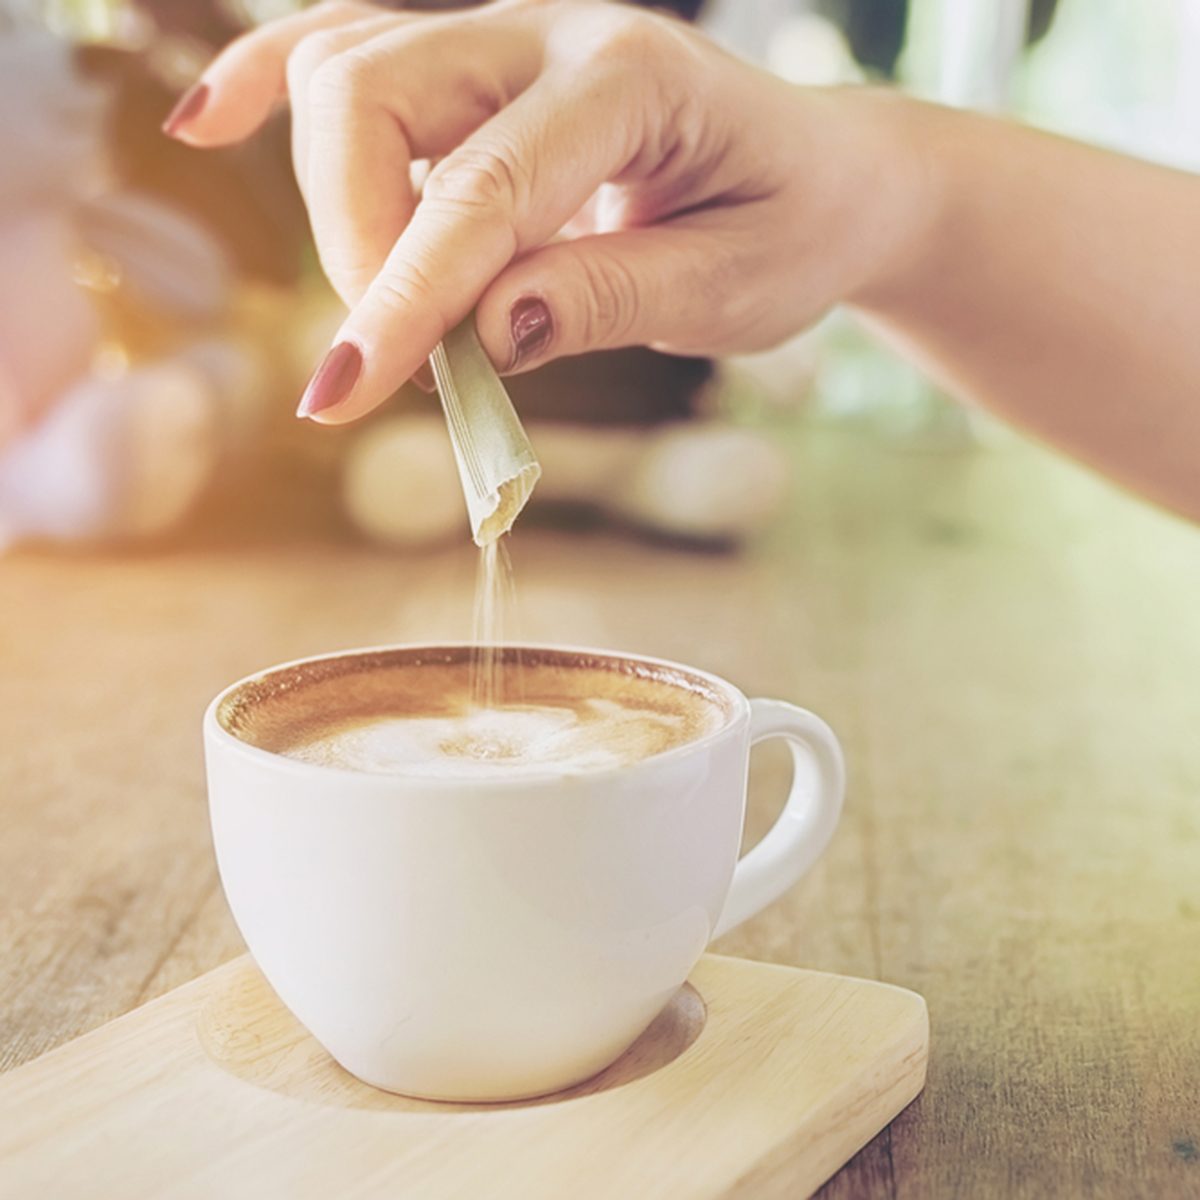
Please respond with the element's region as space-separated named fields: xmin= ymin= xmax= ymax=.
xmin=430 ymin=317 xmax=537 ymax=730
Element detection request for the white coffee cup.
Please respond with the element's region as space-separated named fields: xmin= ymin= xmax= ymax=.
xmin=203 ymin=644 xmax=844 ymax=1102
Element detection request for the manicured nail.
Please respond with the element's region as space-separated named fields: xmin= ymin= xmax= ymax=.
xmin=162 ymin=82 xmax=209 ymax=138
xmin=509 ymin=296 xmax=552 ymax=369
xmin=412 ymin=361 xmax=435 ymax=393
xmin=297 ymin=342 xmax=362 ymax=418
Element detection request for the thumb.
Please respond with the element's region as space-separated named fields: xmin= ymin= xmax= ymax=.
xmin=474 ymin=223 xmax=745 ymax=372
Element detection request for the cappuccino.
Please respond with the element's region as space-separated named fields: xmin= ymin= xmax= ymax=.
xmin=221 ymin=647 xmax=730 ymax=778
xmin=205 ymin=641 xmax=845 ymax=1099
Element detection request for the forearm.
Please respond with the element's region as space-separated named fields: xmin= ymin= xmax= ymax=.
xmin=854 ymin=98 xmax=1200 ymax=520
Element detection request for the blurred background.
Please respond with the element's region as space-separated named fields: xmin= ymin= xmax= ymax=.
xmin=4 ymin=0 xmax=1200 ymax=556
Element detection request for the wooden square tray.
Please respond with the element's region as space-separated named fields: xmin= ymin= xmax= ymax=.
xmin=0 ymin=954 xmax=927 ymax=1199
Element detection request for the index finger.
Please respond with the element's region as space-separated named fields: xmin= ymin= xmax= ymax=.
xmin=163 ymin=0 xmax=381 ymax=145
xmin=301 ymin=12 xmax=544 ymax=306
xmin=300 ymin=62 xmax=644 ymax=422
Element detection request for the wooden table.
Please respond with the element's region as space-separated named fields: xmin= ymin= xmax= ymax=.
xmin=2 ymin=424 xmax=1198 ymax=1197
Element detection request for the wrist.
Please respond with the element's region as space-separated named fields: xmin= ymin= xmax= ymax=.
xmin=814 ymin=87 xmax=951 ymax=315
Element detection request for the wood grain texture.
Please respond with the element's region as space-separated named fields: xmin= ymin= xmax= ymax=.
xmin=0 ymin=954 xmax=927 ymax=1199
xmin=2 ymin=425 xmax=1199 ymax=1196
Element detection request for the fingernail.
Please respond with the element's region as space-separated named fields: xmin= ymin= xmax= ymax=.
xmin=162 ymin=82 xmax=209 ymax=138
xmin=412 ymin=361 xmax=435 ymax=393
xmin=509 ymin=296 xmax=553 ymax=370
xmin=297 ymin=342 xmax=363 ymax=418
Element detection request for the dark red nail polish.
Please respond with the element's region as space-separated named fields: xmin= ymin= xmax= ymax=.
xmin=162 ymin=82 xmax=209 ymax=138
xmin=297 ymin=342 xmax=363 ymax=418
xmin=509 ymin=296 xmax=552 ymax=369
xmin=412 ymin=361 xmax=436 ymax=393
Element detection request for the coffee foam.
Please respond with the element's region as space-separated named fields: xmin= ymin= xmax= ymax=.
xmin=220 ymin=647 xmax=732 ymax=778
xmin=284 ymin=698 xmax=700 ymax=777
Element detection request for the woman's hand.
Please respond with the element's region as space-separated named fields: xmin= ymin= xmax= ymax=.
xmin=168 ymin=0 xmax=927 ymax=422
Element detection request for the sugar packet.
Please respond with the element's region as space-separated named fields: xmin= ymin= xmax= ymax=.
xmin=430 ymin=318 xmax=540 ymax=546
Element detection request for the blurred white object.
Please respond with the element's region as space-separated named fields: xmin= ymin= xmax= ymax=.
xmin=180 ymin=335 xmax=271 ymax=448
xmin=721 ymin=334 xmax=820 ymax=415
xmin=343 ymin=417 xmax=790 ymax=549
xmin=0 ymin=213 xmax=101 ymax=441
xmin=702 ymin=0 xmax=796 ymax=63
xmin=0 ymin=26 xmax=247 ymax=545
xmin=120 ymin=362 xmax=218 ymax=537
xmin=343 ymin=414 xmax=466 ymax=548
xmin=936 ymin=0 xmax=1029 ymax=108
xmin=1020 ymin=0 xmax=1200 ymax=171
xmin=611 ymin=424 xmax=789 ymax=542
xmin=0 ymin=32 xmax=108 ymax=207
xmin=703 ymin=1 xmax=862 ymax=85
xmin=219 ymin=0 xmax=306 ymax=29
xmin=77 ymin=192 xmax=233 ymax=320
xmin=0 ymin=361 xmax=217 ymax=546
xmin=529 ymin=422 xmax=789 ymax=543
xmin=767 ymin=13 xmax=862 ymax=86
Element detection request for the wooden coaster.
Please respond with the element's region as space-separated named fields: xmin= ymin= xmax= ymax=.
xmin=0 ymin=954 xmax=927 ymax=1199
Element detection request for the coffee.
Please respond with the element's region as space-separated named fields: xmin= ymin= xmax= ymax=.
xmin=220 ymin=647 xmax=730 ymax=778
xmin=206 ymin=641 xmax=844 ymax=1099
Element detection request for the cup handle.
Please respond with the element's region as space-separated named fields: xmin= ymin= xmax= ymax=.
xmin=713 ymin=699 xmax=846 ymax=940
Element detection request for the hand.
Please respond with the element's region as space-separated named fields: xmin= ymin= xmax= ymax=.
xmin=169 ymin=0 xmax=927 ymax=423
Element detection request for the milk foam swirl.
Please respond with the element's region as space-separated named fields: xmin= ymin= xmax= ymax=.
xmin=221 ymin=649 xmax=733 ymax=776
xmin=285 ymin=698 xmax=693 ymax=777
